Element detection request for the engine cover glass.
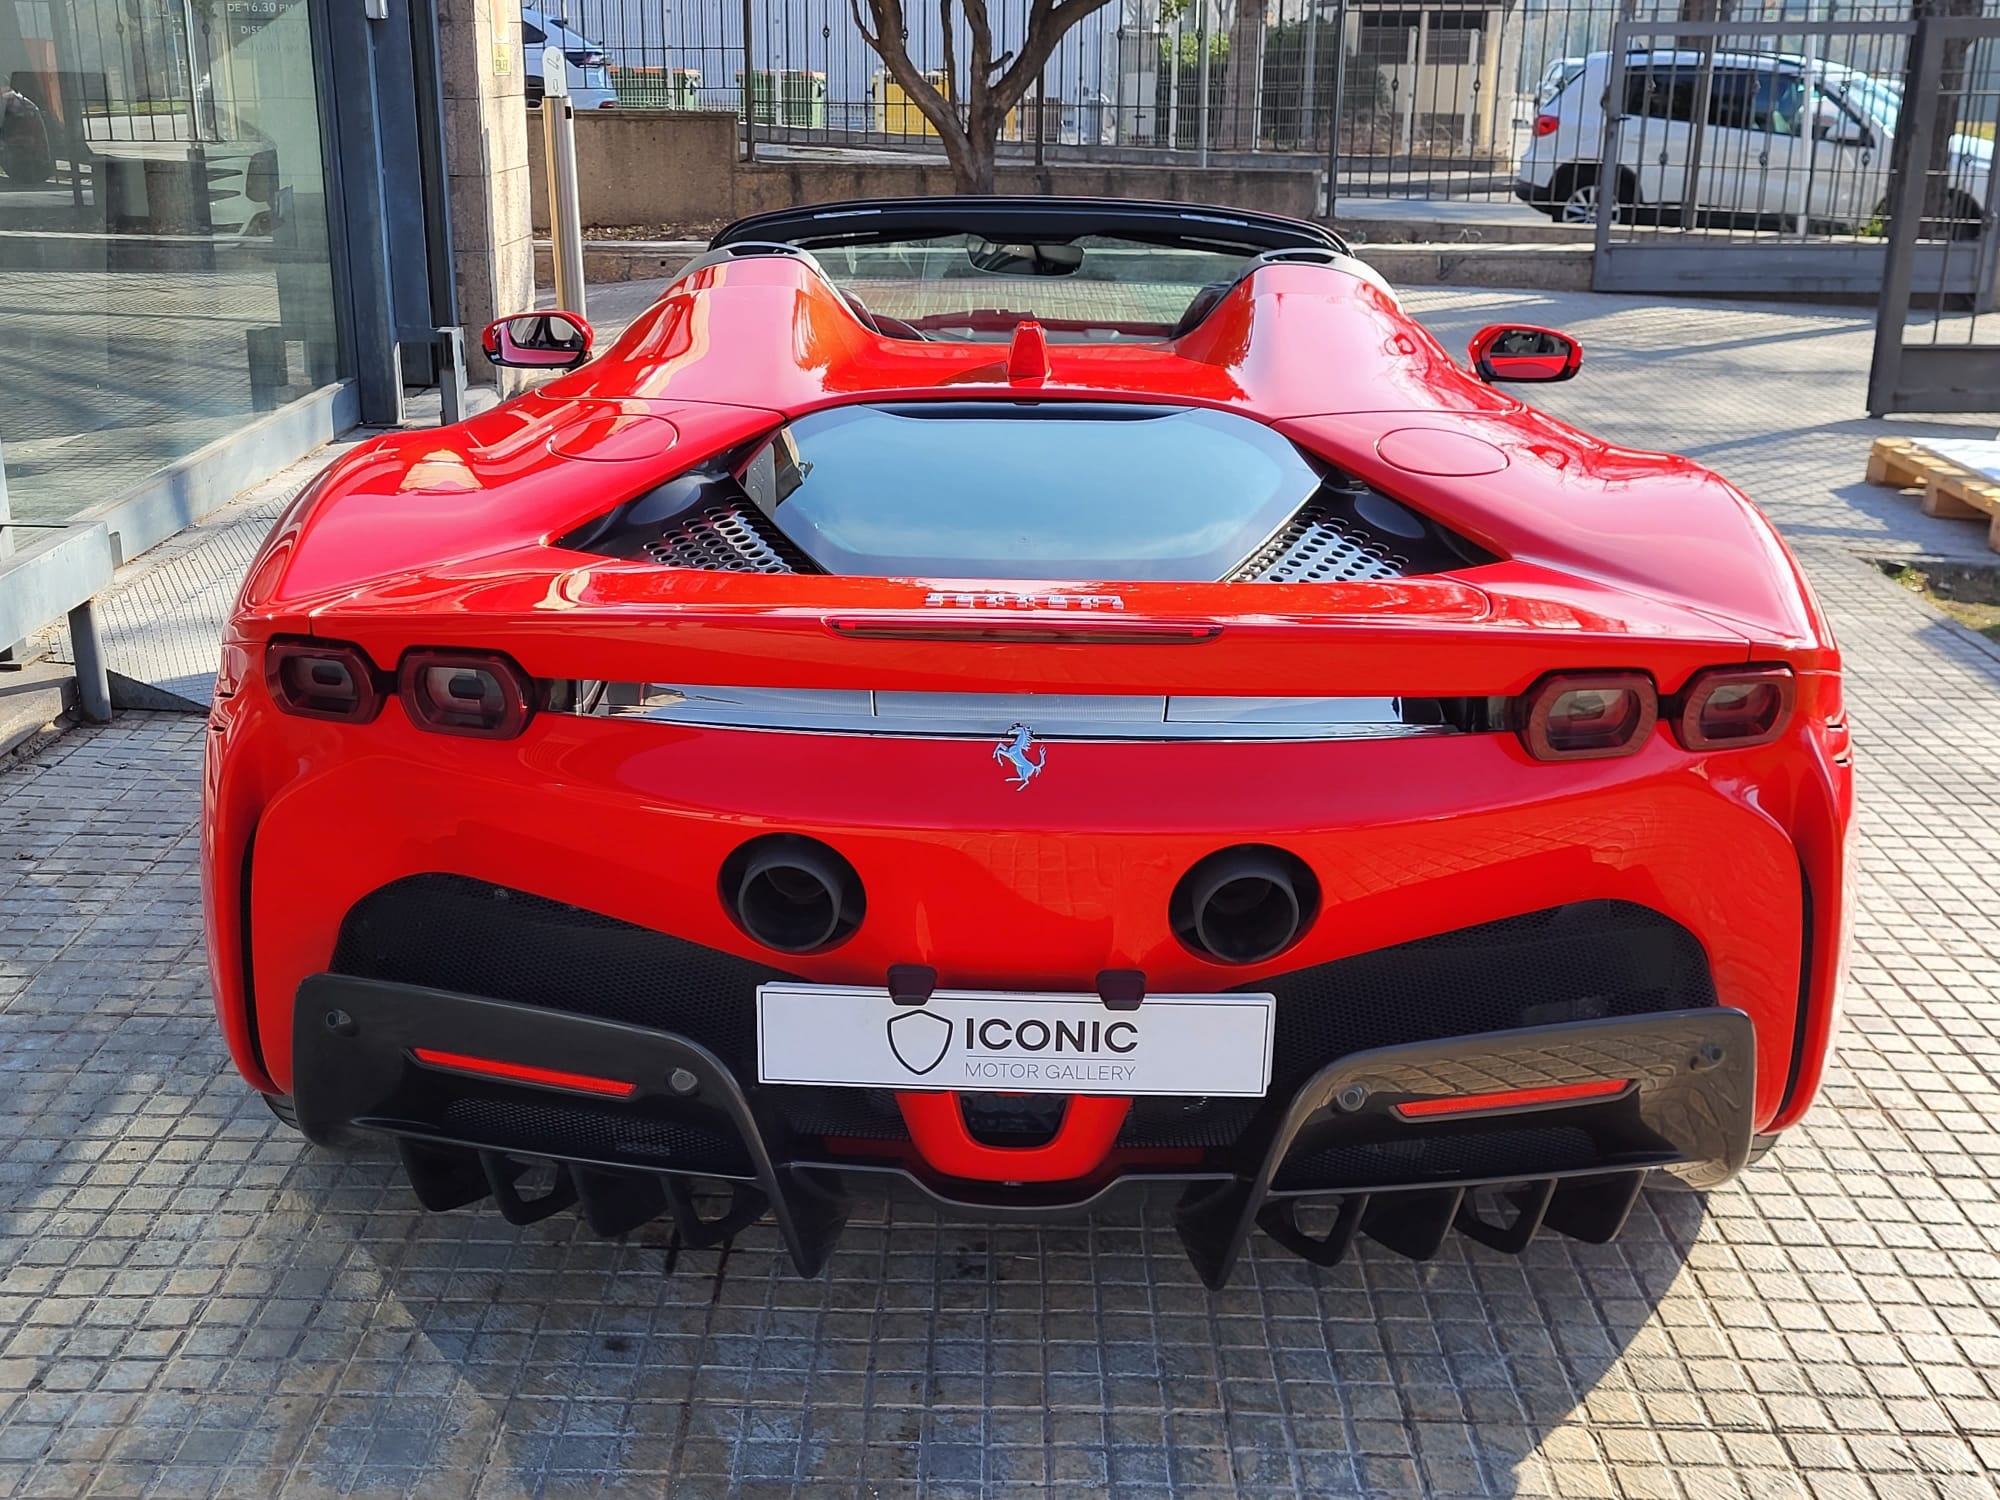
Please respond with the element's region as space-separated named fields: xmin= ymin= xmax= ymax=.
xmin=738 ymin=402 xmax=1321 ymax=582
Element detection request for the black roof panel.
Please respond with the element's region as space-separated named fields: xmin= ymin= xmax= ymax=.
xmin=713 ymin=195 xmax=1349 ymax=258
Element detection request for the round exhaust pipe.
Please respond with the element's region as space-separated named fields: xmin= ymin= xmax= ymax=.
xmin=721 ymin=835 xmax=864 ymax=954
xmin=1171 ymin=845 xmax=1318 ymax=965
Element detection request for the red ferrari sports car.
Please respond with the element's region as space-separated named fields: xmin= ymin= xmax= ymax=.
xmin=203 ymin=197 xmax=1849 ymax=1286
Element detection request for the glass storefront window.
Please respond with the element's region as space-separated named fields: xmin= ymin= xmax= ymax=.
xmin=0 ymin=0 xmax=339 ymax=525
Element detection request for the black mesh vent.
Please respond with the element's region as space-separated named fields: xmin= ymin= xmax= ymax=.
xmin=1273 ymin=1125 xmax=1601 ymax=1190
xmin=771 ymin=1086 xmax=907 ymax=1141
xmin=330 ymin=881 xmax=1710 ymax=1162
xmin=1235 ymin=501 xmax=1407 ymax=583
xmin=1118 ymin=1097 xmax=1262 ymax=1150
xmin=330 ymin=874 xmax=795 ymax=1077
xmin=642 ymin=501 xmax=811 ymax=574
xmin=1250 ymin=901 xmax=1716 ymax=1098
xmin=435 ymin=1095 xmax=754 ymax=1175
xmin=961 ymin=1093 xmax=1067 ymax=1147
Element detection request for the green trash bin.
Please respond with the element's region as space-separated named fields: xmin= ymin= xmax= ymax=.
xmin=776 ymin=71 xmax=826 ymax=128
xmin=737 ymin=69 xmax=778 ymax=126
xmin=738 ymin=70 xmax=824 ymax=127
xmin=611 ymin=68 xmax=662 ymax=108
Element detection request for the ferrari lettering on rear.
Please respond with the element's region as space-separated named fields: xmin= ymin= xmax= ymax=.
xmin=924 ymin=591 xmax=1126 ymax=610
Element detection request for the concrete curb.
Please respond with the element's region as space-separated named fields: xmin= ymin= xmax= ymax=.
xmin=1333 ymin=218 xmax=1591 ymax=247
xmin=1355 ymin=243 xmax=1594 ymax=290
xmin=0 ymin=662 xmax=74 ymax=762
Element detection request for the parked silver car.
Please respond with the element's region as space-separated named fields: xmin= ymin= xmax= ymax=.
xmin=524 ymin=6 xmax=618 ymax=110
xmin=0 ymin=85 xmax=52 ymax=184
xmin=1515 ymin=49 xmax=1992 ymax=232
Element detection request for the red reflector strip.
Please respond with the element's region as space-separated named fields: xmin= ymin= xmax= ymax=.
xmin=1394 ymin=1078 xmax=1629 ymax=1120
xmin=411 ymin=1048 xmax=638 ymax=1098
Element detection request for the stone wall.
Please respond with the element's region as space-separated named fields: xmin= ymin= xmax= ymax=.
xmin=526 ymin=111 xmax=1324 ymax=233
xmin=438 ymin=0 xmax=536 ymax=382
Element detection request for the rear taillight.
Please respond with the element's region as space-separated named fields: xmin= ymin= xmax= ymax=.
xmin=266 ymin=639 xmax=383 ymax=722
xmin=1534 ymin=113 xmax=1560 ymax=137
xmin=398 ymin=649 xmax=535 ymax=738
xmin=1673 ymin=665 xmax=1795 ymax=750
xmin=1518 ymin=671 xmax=1657 ymax=760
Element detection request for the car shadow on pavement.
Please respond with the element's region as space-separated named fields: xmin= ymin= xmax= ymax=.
xmin=252 ymin=1129 xmax=1705 ymax=1496
xmin=0 ymin=723 xmax=1709 ymax=1497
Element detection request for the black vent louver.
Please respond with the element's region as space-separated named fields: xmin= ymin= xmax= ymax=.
xmin=643 ymin=500 xmax=812 ymax=574
xmin=557 ymin=465 xmax=817 ymax=574
xmin=1237 ymin=480 xmax=1493 ymax=582
xmin=1235 ymin=500 xmax=1407 ymax=583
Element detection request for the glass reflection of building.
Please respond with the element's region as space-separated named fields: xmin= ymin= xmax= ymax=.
xmin=0 ymin=0 xmax=337 ymax=526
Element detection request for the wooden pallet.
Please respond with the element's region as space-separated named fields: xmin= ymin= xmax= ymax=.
xmin=1867 ymin=436 xmax=2000 ymax=550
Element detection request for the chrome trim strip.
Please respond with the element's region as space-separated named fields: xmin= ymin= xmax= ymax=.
xmin=575 ymin=684 xmax=1453 ymax=742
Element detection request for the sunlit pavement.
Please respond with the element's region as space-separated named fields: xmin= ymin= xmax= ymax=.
xmin=3 ymin=290 xmax=2000 ymax=1498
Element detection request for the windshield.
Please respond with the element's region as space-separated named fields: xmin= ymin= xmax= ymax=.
xmin=1825 ymin=73 xmax=1899 ymax=135
xmin=806 ymin=234 xmax=1255 ymax=343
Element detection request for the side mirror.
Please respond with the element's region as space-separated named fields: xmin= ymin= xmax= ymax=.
xmin=1469 ymin=324 xmax=1582 ymax=384
xmin=1817 ymin=116 xmax=1873 ymax=149
xmin=481 ymin=310 xmax=593 ymax=370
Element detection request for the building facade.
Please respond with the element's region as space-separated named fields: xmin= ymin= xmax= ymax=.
xmin=0 ymin=0 xmax=531 ymax=634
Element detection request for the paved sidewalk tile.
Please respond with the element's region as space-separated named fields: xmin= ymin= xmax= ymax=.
xmin=3 ymin=290 xmax=2000 ymax=1498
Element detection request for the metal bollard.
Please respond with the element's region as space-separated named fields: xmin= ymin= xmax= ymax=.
xmin=434 ymin=327 xmax=467 ymax=426
xmin=542 ymin=47 xmax=588 ymax=322
xmin=66 ymin=600 xmax=112 ymax=724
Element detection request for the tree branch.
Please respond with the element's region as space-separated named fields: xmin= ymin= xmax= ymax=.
xmin=852 ymin=0 xmax=1109 ymax=188
xmin=855 ymin=0 xmax=977 ymax=179
xmin=992 ymin=0 xmax=1116 ymax=104
xmin=939 ymin=0 xmax=960 ymax=130
xmin=963 ymin=0 xmax=994 ymax=88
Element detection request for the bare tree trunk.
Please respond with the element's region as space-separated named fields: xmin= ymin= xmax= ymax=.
xmin=963 ymin=100 xmax=1001 ymax=190
xmin=852 ymin=0 xmax=1119 ymax=193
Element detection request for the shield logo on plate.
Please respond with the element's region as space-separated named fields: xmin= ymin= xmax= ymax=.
xmin=886 ymin=1008 xmax=953 ymax=1076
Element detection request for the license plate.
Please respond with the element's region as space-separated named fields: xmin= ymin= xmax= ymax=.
xmin=757 ymin=984 xmax=1274 ymax=1097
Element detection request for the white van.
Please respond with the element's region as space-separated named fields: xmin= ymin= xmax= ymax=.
xmin=1514 ymin=49 xmax=1992 ymax=233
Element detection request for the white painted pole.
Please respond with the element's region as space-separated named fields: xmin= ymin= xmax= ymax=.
xmin=1796 ymin=1 xmax=1819 ymax=241
xmin=1197 ymin=0 xmax=1212 ymax=166
xmin=543 ymin=46 xmax=588 ymax=320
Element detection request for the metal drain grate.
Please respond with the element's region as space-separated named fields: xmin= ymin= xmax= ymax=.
xmin=642 ymin=502 xmax=810 ymax=573
xmin=1235 ymin=503 xmax=1407 ymax=583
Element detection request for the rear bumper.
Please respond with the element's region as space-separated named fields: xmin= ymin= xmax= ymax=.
xmin=209 ymin=693 xmax=1837 ymax=1130
xmin=294 ymin=973 xmax=1754 ymax=1287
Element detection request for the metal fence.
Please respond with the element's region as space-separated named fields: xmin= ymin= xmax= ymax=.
xmin=1868 ymin=12 xmax=2000 ymax=412
xmin=541 ymin=0 xmax=1651 ymax=198
xmin=1579 ymin=12 xmax=2000 ymax=299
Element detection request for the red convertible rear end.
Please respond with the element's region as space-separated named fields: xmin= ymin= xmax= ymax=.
xmin=202 ymin=198 xmax=1849 ymax=1286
